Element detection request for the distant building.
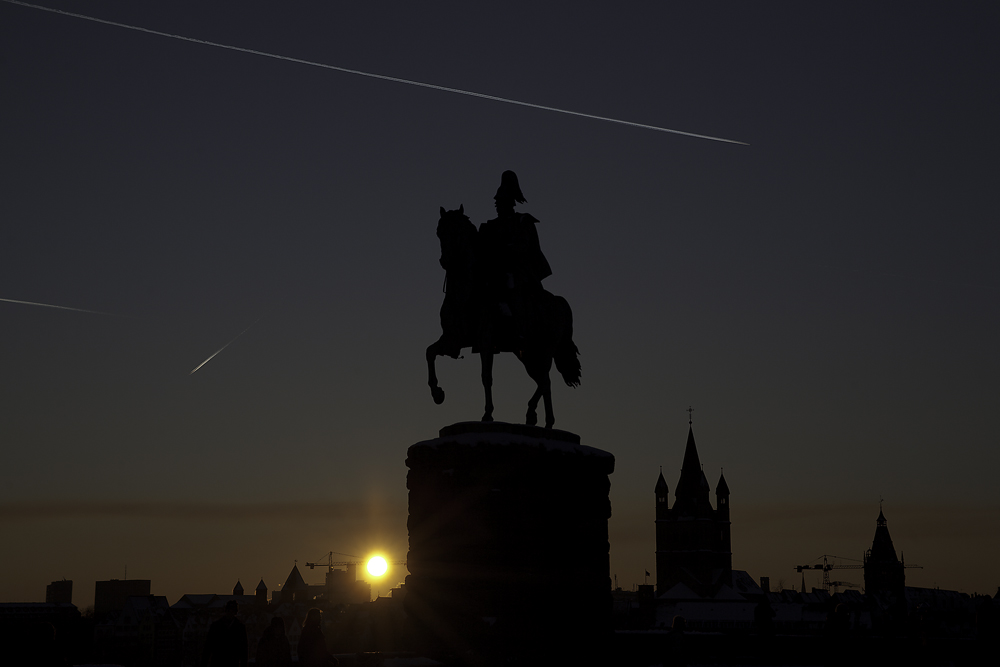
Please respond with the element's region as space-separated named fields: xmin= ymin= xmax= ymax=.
xmin=0 ymin=602 xmax=82 ymax=664
xmin=45 ymin=579 xmax=72 ymax=605
xmin=324 ymin=564 xmax=371 ymax=605
xmin=170 ymin=584 xmax=269 ymax=666
xmin=94 ymin=579 xmax=151 ymax=619
xmin=863 ymin=506 xmax=907 ymax=630
xmin=276 ymin=562 xmax=370 ymax=605
xmin=277 ymin=564 xmax=312 ymax=604
xmin=765 ymin=587 xmax=872 ymax=634
xmin=651 ymin=425 xmax=765 ymax=630
xmin=93 ymin=595 xmax=181 ymax=666
xmin=654 ymin=425 xmax=732 ymax=598
xmin=0 ymin=602 xmax=79 ymax=623
xmin=860 ymin=506 xmax=976 ymax=636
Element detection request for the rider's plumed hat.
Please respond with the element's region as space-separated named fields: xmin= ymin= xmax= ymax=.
xmin=494 ymin=170 xmax=526 ymax=204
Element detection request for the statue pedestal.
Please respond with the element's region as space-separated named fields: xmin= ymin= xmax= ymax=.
xmin=404 ymin=422 xmax=615 ymax=663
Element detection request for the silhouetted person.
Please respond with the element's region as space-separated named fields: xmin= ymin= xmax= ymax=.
xmin=823 ymin=603 xmax=851 ymax=667
xmin=201 ymin=600 xmax=248 ymax=667
xmin=27 ymin=621 xmax=66 ymax=667
xmin=664 ymin=615 xmax=687 ymax=666
xmin=753 ymin=596 xmax=776 ymax=636
xmin=255 ymin=616 xmax=292 ymax=667
xmin=478 ymin=170 xmax=551 ymax=343
xmin=297 ymin=608 xmax=337 ymax=667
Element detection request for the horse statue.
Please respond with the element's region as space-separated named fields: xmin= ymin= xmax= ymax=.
xmin=426 ymin=206 xmax=580 ymax=428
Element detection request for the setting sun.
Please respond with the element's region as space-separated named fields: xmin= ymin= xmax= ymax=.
xmin=366 ymin=556 xmax=388 ymax=577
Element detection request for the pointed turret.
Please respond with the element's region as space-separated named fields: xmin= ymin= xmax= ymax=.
xmin=716 ymin=469 xmax=732 ymax=552
xmin=255 ymin=578 xmax=267 ymax=607
xmin=716 ymin=470 xmax=730 ymax=520
xmin=655 ymin=469 xmax=669 ymax=519
xmin=654 ymin=470 xmax=668 ymax=495
xmin=715 ymin=471 xmax=730 ymax=497
xmin=233 ymin=580 xmax=244 ymax=596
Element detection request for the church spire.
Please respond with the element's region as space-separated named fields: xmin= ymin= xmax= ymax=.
xmin=673 ymin=425 xmax=713 ymax=515
xmin=680 ymin=426 xmax=701 ymax=475
xmin=869 ymin=505 xmax=898 ymax=562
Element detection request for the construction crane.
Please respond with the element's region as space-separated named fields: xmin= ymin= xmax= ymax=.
xmin=305 ymin=551 xmax=406 ymax=573
xmin=794 ymin=554 xmax=863 ymax=593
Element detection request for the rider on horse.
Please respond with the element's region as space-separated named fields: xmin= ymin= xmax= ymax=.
xmin=477 ymin=171 xmax=551 ymax=348
xmin=427 ymin=177 xmax=579 ymax=426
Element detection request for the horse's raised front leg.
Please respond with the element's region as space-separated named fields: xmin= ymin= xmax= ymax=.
xmin=426 ymin=342 xmax=445 ymax=404
xmin=481 ymin=351 xmax=494 ymax=422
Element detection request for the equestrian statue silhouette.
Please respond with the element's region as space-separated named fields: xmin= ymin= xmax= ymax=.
xmin=426 ymin=172 xmax=580 ymax=428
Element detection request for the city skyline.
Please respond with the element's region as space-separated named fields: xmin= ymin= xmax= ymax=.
xmin=2 ymin=1 xmax=997 ymax=608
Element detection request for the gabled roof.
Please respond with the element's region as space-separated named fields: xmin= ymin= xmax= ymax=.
xmin=171 ymin=594 xmax=217 ymax=609
xmin=657 ymin=581 xmax=700 ymax=600
xmin=731 ymin=570 xmax=762 ymax=596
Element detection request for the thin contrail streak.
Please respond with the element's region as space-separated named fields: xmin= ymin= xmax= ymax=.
xmin=0 ymin=296 xmax=121 ymax=316
xmin=189 ymin=319 xmax=259 ymax=375
xmin=3 ymin=0 xmax=748 ymax=146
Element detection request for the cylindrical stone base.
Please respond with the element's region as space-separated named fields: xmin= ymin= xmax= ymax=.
xmin=404 ymin=422 xmax=615 ymax=664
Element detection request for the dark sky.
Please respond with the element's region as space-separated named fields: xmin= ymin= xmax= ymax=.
xmin=1 ymin=1 xmax=998 ymax=605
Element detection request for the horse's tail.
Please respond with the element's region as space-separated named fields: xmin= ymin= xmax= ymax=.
xmin=555 ymin=340 xmax=581 ymax=387
xmin=549 ymin=295 xmax=581 ymax=387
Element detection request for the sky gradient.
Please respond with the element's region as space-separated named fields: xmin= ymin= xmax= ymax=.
xmin=1 ymin=1 xmax=998 ymax=607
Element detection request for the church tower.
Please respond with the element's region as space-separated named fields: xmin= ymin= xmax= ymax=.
xmin=654 ymin=424 xmax=733 ymax=597
xmin=863 ymin=505 xmax=907 ymax=629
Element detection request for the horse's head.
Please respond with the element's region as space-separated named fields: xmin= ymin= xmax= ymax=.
xmin=437 ymin=205 xmax=476 ymax=273
xmin=438 ymin=204 xmax=467 ymax=227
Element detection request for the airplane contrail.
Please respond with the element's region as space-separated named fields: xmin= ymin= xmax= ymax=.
xmin=2 ymin=0 xmax=748 ymax=146
xmin=0 ymin=296 xmax=122 ymax=316
xmin=189 ymin=319 xmax=260 ymax=375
